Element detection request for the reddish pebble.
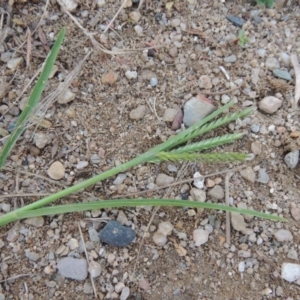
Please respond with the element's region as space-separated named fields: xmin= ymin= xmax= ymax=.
xmin=171 ymin=110 xmax=183 ymax=130
xmin=291 ymin=206 xmax=300 ymax=221
xmin=205 ymin=178 xmax=215 ymax=188
xmin=276 ymin=126 xmax=286 ymax=133
xmin=139 ymin=278 xmax=150 ymax=291
xmin=101 ymin=71 xmax=118 ymax=85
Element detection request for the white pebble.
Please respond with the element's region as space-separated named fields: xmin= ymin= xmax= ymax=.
xmin=76 ymin=161 xmax=89 ymax=169
xmin=282 ymin=263 xmax=300 ymax=282
xmin=59 ymin=0 xmax=78 ymax=12
xmin=134 ymin=25 xmax=143 ymax=36
xmin=193 ymin=229 xmax=209 ymax=246
xmin=153 ymin=232 xmax=167 ymax=247
xmin=193 ymin=172 xmax=204 ymax=189
xmin=238 ymin=261 xmax=245 ymax=273
xmin=125 ymin=70 xmax=137 ymax=79
xmin=7 ymin=57 xmax=23 ymax=70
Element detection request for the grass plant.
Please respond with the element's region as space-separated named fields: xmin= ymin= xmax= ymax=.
xmin=0 ymin=28 xmax=286 ymax=227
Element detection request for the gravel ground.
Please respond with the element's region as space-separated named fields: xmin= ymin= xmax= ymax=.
xmin=1 ymin=0 xmax=300 ymax=299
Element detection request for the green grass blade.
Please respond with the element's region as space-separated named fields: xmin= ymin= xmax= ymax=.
xmin=148 ymin=133 xmax=244 ymax=163
xmin=178 ymin=108 xmax=252 ymax=145
xmin=11 ymin=199 xmax=286 ymax=222
xmin=0 ymin=28 xmax=66 ymax=170
xmin=156 ymin=152 xmax=248 ymax=163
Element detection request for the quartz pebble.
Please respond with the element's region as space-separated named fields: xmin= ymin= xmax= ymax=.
xmin=134 ymin=25 xmax=143 ymax=36
xmin=129 ymin=11 xmax=141 ymax=23
xmin=125 ymin=70 xmax=137 ymax=79
xmin=274 ymin=229 xmax=293 ymax=242
xmin=101 ymin=71 xmax=118 ymax=85
xmin=24 ymin=217 xmax=44 ymax=227
xmin=193 ymin=229 xmax=209 ymax=246
xmin=7 ymin=57 xmax=23 ymax=70
xmin=240 ymin=167 xmax=255 ymax=183
xmin=153 ymin=232 xmax=167 ymax=246
xmin=34 ymin=132 xmax=51 ymax=149
xmin=224 ymin=55 xmax=237 ymax=63
xmin=193 ymin=172 xmax=204 ymax=189
xmin=120 ymin=287 xmax=130 ymax=300
xmin=76 ymin=161 xmax=89 ymax=169
xmin=273 ymin=69 xmax=292 ymax=81
xmin=57 ymin=257 xmax=88 ymax=281
xmin=281 ymin=263 xmax=300 ymax=282
xmin=258 ymin=96 xmax=282 ymax=114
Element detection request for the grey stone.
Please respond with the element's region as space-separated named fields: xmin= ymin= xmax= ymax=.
xmin=113 ymin=173 xmax=127 ymax=185
xmin=250 ymin=124 xmax=260 ymax=133
xmin=88 ymin=227 xmax=100 ymax=242
xmin=273 ymin=69 xmax=292 ymax=81
xmin=99 ymin=220 xmax=136 ymax=247
xmin=226 ymin=14 xmax=245 ymax=27
xmin=265 ymin=57 xmax=280 ymax=70
xmin=274 ymin=229 xmax=293 ymax=242
xmin=57 ymin=257 xmax=88 ymax=281
xmin=224 ymin=55 xmax=237 ymax=63
xmin=25 ymin=250 xmax=40 ymax=261
xmin=156 ymin=173 xmax=174 ymax=186
xmin=150 ymin=78 xmax=158 ymax=87
xmin=258 ymin=96 xmax=282 ymax=114
xmin=287 ymin=249 xmax=298 ymax=260
xmin=284 ymin=150 xmax=299 ymax=169
xmin=167 ymin=164 xmax=178 ymax=172
xmin=208 ymin=185 xmax=224 ymax=200
xmin=193 ymin=229 xmax=209 ymax=246
xmin=120 ymin=287 xmax=130 ymax=300
xmin=163 ymin=108 xmax=178 ymax=123
xmin=183 ymin=95 xmax=216 ymax=127
xmin=130 ymin=105 xmax=146 ymax=120
xmin=256 ymin=168 xmax=270 ymax=184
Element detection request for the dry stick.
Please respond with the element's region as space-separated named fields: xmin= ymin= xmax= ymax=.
xmin=77 ymin=223 xmax=97 ymax=298
xmin=0 ymin=273 xmax=36 ymax=283
xmin=0 ymin=193 xmax=51 ymax=200
xmin=3 ymin=167 xmax=65 ymax=187
xmin=225 ymin=171 xmax=233 ymax=245
xmin=291 ymin=53 xmax=300 ymax=109
xmin=115 ymin=165 xmax=246 ymax=199
xmin=102 ymin=0 xmax=127 ymax=35
xmin=58 ymin=1 xmax=141 ymax=55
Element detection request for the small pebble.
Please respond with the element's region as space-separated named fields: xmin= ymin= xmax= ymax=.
xmin=190 ymin=188 xmax=206 ymax=202
xmin=150 ymin=77 xmax=158 ymax=87
xmin=284 ymin=150 xmax=299 ymax=169
xmin=256 ymin=168 xmax=269 ymax=184
xmin=291 ymin=205 xmax=300 ymax=221
xmin=274 ymin=229 xmax=293 ymax=242
xmin=158 ymin=221 xmax=173 ymax=236
xmin=258 ymin=96 xmax=282 ymax=114
xmin=183 ymin=95 xmax=216 ymax=127
xmin=24 ymin=217 xmax=44 ymax=227
xmin=57 ymin=257 xmax=88 ymax=281
xmin=96 ymin=0 xmax=105 ymax=7
xmin=88 ymin=260 xmax=101 ymax=278
xmin=198 ymin=75 xmax=212 ymax=89
xmin=287 ymin=249 xmax=298 ymax=260
xmin=224 ymin=55 xmax=237 ymax=63
xmin=153 ymin=232 xmax=167 ymax=247
xmin=101 ymin=71 xmax=118 ymax=85
xmin=139 ymin=278 xmax=150 ymax=291
xmin=279 ymin=52 xmax=290 ymax=65
xmin=58 ymin=89 xmax=76 ymax=104
xmin=273 ymin=69 xmax=292 ymax=81
xmin=120 ymin=287 xmax=130 ymax=300
xmin=99 ymin=220 xmax=136 ymax=247
xmin=250 ymin=124 xmax=260 ymax=133
xmin=76 ymin=161 xmax=89 ymax=169
xmin=88 ymin=227 xmax=100 ymax=242
xmin=231 ymin=213 xmax=249 ymax=234
xmin=226 ymin=14 xmax=245 ymax=27
xmin=125 ymin=70 xmax=137 ymax=79
xmin=134 ymin=25 xmax=143 ymax=36
xmin=164 ymin=108 xmax=178 ymax=122
xmin=156 ymin=173 xmax=174 ymax=186
xmin=208 ymin=185 xmax=224 ymax=200
xmin=7 ymin=57 xmax=24 ymax=70
xmin=129 ymin=11 xmax=141 ymax=23
xmin=130 ymin=105 xmax=146 ymax=120
xmin=193 ymin=172 xmax=204 ymax=189
xmin=265 ymin=57 xmax=280 ymax=70
xmin=193 ymin=229 xmax=209 ymax=246
xmin=281 ymin=263 xmax=300 ymax=282
xmin=238 ymin=261 xmax=245 ymax=273
xmin=47 ymin=161 xmax=65 ymax=180
xmin=113 ymin=173 xmax=127 ymax=185
xmin=34 ymin=132 xmax=51 ymax=149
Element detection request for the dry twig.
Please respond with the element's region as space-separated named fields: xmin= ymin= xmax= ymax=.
xmin=291 ymin=53 xmax=300 ymax=109
xmin=225 ymin=171 xmax=233 ymax=245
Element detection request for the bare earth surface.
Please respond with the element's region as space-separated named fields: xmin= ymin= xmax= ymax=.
xmin=1 ymin=0 xmax=300 ymax=299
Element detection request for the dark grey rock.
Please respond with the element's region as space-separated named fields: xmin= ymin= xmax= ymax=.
xmin=226 ymin=14 xmax=245 ymax=27
xmin=99 ymin=220 xmax=136 ymax=247
xmin=273 ymin=69 xmax=292 ymax=81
